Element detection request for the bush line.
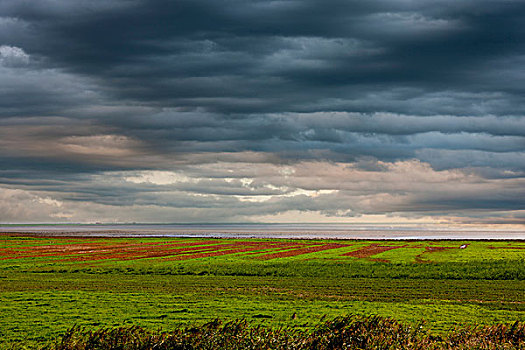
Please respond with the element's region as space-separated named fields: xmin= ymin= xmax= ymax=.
xmin=45 ymin=315 xmax=525 ymax=350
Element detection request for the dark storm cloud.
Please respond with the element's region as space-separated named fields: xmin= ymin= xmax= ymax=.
xmin=3 ymin=0 xmax=525 ymax=113
xmin=1 ymin=0 xmax=524 ymax=223
xmin=2 ymin=0 xmax=525 ymax=115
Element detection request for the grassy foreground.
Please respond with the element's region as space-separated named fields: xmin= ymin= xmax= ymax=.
xmin=50 ymin=316 xmax=525 ymax=350
xmin=0 ymin=234 xmax=524 ymax=348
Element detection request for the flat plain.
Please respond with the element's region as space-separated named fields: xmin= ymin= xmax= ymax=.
xmin=0 ymin=234 xmax=523 ymax=348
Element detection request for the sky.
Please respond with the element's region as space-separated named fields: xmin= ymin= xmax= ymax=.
xmin=0 ymin=0 xmax=524 ymax=226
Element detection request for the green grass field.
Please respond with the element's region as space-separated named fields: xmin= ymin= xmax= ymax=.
xmin=0 ymin=234 xmax=524 ymax=348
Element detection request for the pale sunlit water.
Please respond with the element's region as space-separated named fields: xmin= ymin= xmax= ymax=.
xmin=1 ymin=223 xmax=524 ymax=240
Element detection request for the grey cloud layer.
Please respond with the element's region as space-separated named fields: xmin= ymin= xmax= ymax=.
xmin=0 ymin=0 xmax=524 ymax=223
xmin=3 ymin=0 xmax=525 ymax=114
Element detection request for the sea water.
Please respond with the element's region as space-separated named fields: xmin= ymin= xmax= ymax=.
xmin=1 ymin=223 xmax=524 ymax=240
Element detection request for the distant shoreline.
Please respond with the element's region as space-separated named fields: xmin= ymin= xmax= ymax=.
xmin=1 ymin=223 xmax=524 ymax=240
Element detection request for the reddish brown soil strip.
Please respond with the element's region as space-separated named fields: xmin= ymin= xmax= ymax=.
xmin=12 ymin=240 xmax=217 ymax=253
xmin=0 ymin=241 xmax=284 ymax=261
xmin=255 ymin=243 xmax=350 ymax=260
xmin=0 ymin=240 xmax=223 ymax=260
xmin=166 ymin=243 xmax=300 ymax=261
xmin=161 ymin=242 xmax=303 ymax=261
xmin=1 ymin=239 xmax=341 ymax=262
xmin=342 ymin=244 xmax=405 ymax=259
xmin=424 ymin=246 xmax=458 ymax=252
xmin=63 ymin=247 xmax=217 ymax=262
xmin=63 ymin=241 xmax=300 ymax=262
xmin=414 ymin=245 xmax=461 ymax=263
xmin=240 ymin=243 xmax=307 ymax=256
xmin=160 ymin=248 xmax=253 ymax=260
xmin=62 ymin=244 xmax=236 ymax=262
